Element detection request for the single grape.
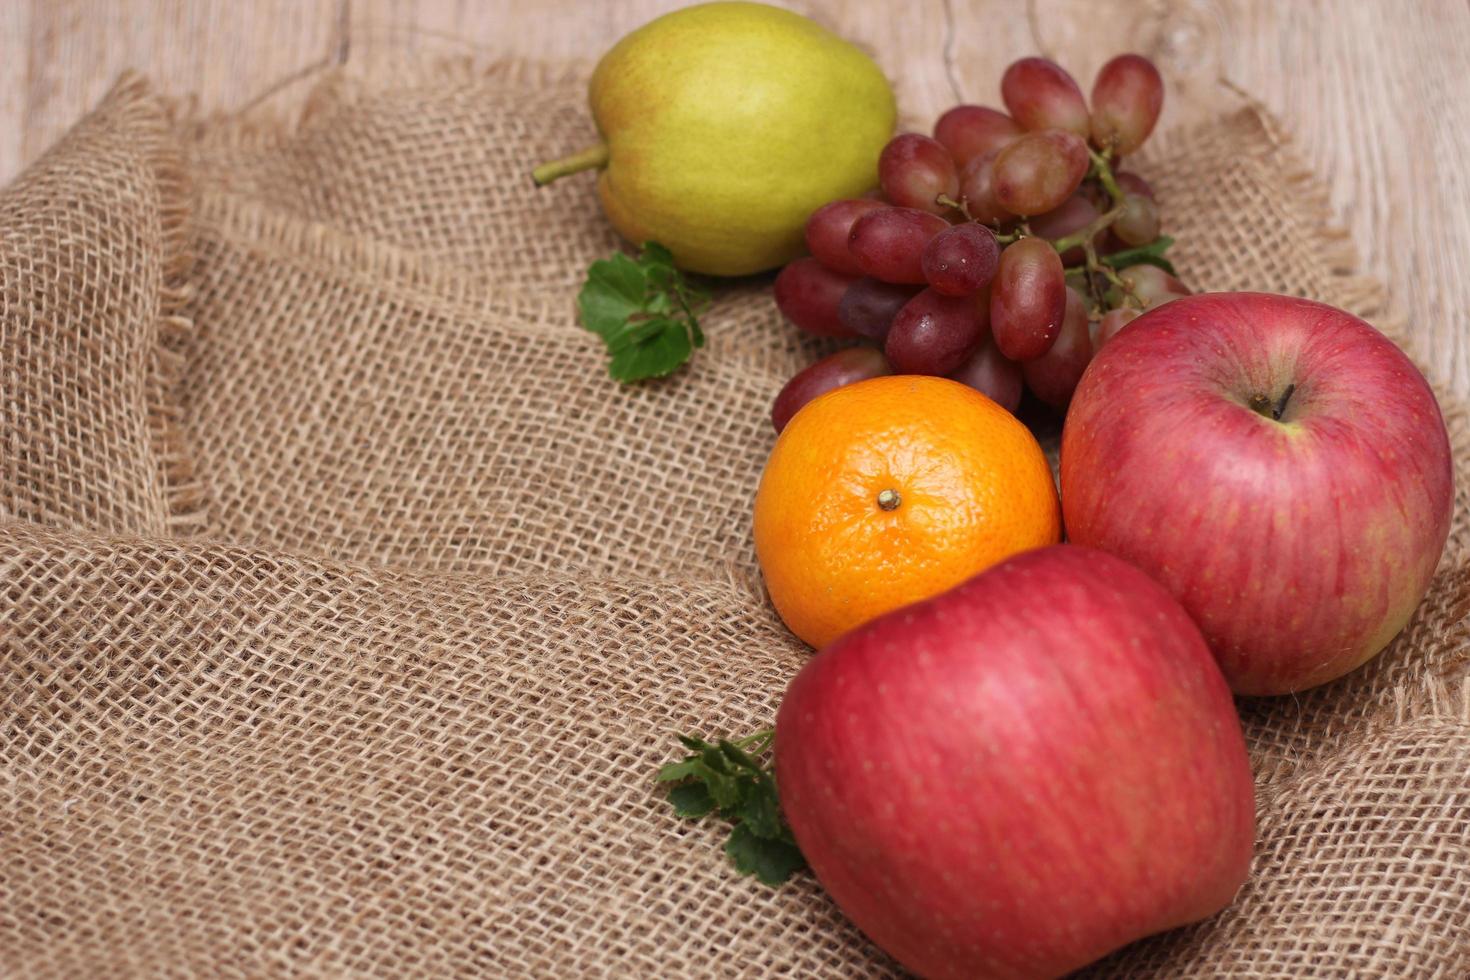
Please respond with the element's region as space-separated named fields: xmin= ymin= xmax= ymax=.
xmin=884 ymin=287 xmax=987 ymax=375
xmin=990 ymin=237 xmax=1066 ymax=360
xmin=1090 ymin=54 xmax=1165 ymax=156
xmin=879 ymin=134 xmax=961 ymax=215
xmin=1022 ymin=287 xmax=1092 ymax=409
xmin=771 ymin=348 xmax=893 ymax=433
xmin=1001 ymin=57 xmax=1091 ymax=137
xmin=1092 ymin=306 xmax=1140 ymax=350
xmin=774 ymin=258 xmax=859 ymax=337
xmin=838 ymin=278 xmax=922 ymax=343
xmin=922 ymin=224 xmax=1000 ymax=296
xmin=933 ymin=105 xmax=1024 ymax=167
xmin=1114 ymin=170 xmax=1154 ymax=199
xmin=992 ymin=130 xmax=1089 ymax=216
xmin=1029 ymin=193 xmax=1099 ymax=265
xmin=849 ymin=207 xmax=951 ymax=284
xmin=1119 ymin=263 xmax=1191 ymax=309
xmin=957 ymin=149 xmax=1014 ymax=225
xmin=805 ymin=199 xmax=886 ymax=276
xmin=1113 ymin=193 xmax=1161 ymax=246
xmin=948 ymin=336 xmax=1023 ymax=413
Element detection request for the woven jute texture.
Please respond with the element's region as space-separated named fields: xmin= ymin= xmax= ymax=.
xmin=2 ymin=68 xmax=1468 ymax=978
xmin=0 ymin=77 xmax=195 ymax=538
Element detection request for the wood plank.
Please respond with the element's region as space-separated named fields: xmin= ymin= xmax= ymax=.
xmin=1215 ymin=0 xmax=1470 ymax=392
xmin=10 ymin=0 xmax=342 ymax=179
xmin=0 ymin=1 xmax=29 ymax=180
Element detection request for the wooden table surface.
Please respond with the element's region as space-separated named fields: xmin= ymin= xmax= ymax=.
xmin=5 ymin=0 xmax=1468 ymax=396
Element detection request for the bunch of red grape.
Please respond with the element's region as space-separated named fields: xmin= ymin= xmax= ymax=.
xmin=771 ymin=54 xmax=1192 ymax=432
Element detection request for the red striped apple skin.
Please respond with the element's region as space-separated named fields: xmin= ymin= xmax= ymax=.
xmin=776 ymin=545 xmax=1254 ymax=980
xmin=1060 ymin=292 xmax=1454 ymax=695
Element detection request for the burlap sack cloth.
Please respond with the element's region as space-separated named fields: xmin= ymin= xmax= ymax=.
xmin=2 ymin=66 xmax=1468 ymax=977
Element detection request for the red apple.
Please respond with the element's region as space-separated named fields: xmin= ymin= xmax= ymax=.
xmin=776 ymin=545 xmax=1255 ymax=980
xmin=1061 ymin=292 xmax=1454 ymax=695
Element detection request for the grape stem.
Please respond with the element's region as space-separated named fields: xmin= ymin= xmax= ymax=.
xmin=1088 ymin=147 xmax=1126 ymax=206
xmin=936 ymin=194 xmax=971 ymax=219
xmin=987 ymin=148 xmax=1144 ymax=309
xmin=992 ymin=221 xmax=1033 ymax=246
xmin=1089 ymin=243 xmax=1145 ymax=309
xmin=1052 ymin=205 xmax=1123 ymax=255
xmin=1046 ymin=201 xmax=1146 ymax=310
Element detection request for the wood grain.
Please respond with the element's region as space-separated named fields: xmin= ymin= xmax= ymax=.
xmin=13 ymin=1 xmax=341 ymax=166
xmin=0 ymin=2 xmax=29 ymax=180
xmin=2 ymin=0 xmax=1467 ymax=394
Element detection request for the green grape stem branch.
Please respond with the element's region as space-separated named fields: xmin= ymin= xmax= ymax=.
xmin=951 ymin=147 xmax=1161 ymax=311
xmin=1039 ymin=149 xmax=1149 ymax=311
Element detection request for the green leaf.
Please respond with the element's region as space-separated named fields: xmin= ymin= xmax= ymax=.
xmin=725 ymin=823 xmax=808 ymax=886
xmin=658 ymin=728 xmax=805 ymax=887
xmin=669 ymin=782 xmax=717 ymax=819
xmin=641 ymin=241 xmax=677 ymax=270
xmin=656 ymin=757 xmax=703 ymax=783
xmin=677 ymin=734 xmax=715 ymax=754
xmin=1121 ymin=253 xmax=1177 ymax=275
xmin=607 ymin=319 xmax=693 ymax=382
xmin=693 ymin=746 xmax=740 ymax=811
xmin=734 ymin=784 xmax=783 ymax=840
xmin=1099 ymin=235 xmax=1176 ymax=276
xmin=577 ymin=241 xmax=708 ymax=383
xmin=603 ymin=315 xmax=677 ymax=353
xmin=578 ymin=253 xmax=647 ymax=335
xmin=698 ymin=744 xmax=733 ymax=775
xmin=716 ymin=739 xmax=766 ymax=775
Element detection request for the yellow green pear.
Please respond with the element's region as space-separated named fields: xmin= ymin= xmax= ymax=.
xmin=533 ymin=2 xmax=896 ymax=276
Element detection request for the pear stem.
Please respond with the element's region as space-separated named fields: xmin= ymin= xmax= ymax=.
xmin=531 ymin=143 xmax=610 ymax=187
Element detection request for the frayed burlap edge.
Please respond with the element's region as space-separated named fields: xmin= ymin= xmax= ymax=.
xmin=103 ymin=72 xmax=205 ymax=533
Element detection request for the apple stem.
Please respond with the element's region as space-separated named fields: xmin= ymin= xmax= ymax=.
xmin=530 ymin=142 xmax=611 ymax=187
xmin=1249 ymin=384 xmax=1297 ymax=421
xmin=1272 ymin=384 xmax=1297 ymax=420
